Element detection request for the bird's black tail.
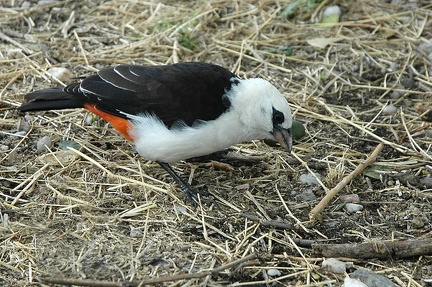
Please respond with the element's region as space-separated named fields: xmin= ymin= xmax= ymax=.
xmin=18 ymin=85 xmax=86 ymax=112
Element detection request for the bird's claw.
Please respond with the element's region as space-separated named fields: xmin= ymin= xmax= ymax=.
xmin=180 ymin=183 xmax=216 ymax=206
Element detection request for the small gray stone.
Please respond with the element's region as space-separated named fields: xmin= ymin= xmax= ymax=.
xmin=382 ymin=105 xmax=398 ymax=115
xmin=36 ymin=136 xmax=52 ymax=152
xmin=21 ymin=1 xmax=31 ymax=8
xmin=16 ymin=118 xmax=30 ymax=133
xmin=267 ymin=268 xmax=281 ymax=277
xmin=322 ymin=258 xmax=346 ymax=274
xmin=351 ymin=268 xmax=396 ymax=287
xmin=340 ymin=194 xmax=360 ymax=203
xmin=343 ymin=277 xmax=368 ymax=287
xmin=299 ymin=172 xmax=321 ymax=185
xmin=321 ymin=5 xmax=341 ymax=23
xmin=295 ymin=188 xmax=317 ymax=201
xmin=130 ymin=228 xmax=143 ymax=238
xmin=345 ymin=203 xmax=364 ymax=214
xmin=390 ymin=91 xmax=402 ymax=99
xmin=47 ymin=67 xmax=72 ymax=82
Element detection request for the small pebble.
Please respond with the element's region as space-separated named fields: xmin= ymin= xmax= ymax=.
xmin=38 ymin=0 xmax=59 ymax=5
xmin=7 ymin=48 xmax=24 ymax=59
xmin=387 ymin=61 xmax=398 ymax=72
xmin=351 ymin=268 xmax=396 ymax=287
xmin=420 ymin=175 xmax=432 ymax=188
xmin=299 ymin=172 xmax=321 ymax=186
xmin=130 ymin=228 xmax=143 ymax=238
xmin=174 ymin=205 xmax=188 ymax=215
xmin=343 ymin=276 xmax=368 ymax=287
xmin=418 ymin=41 xmax=432 ymax=55
xmin=321 ymin=5 xmax=341 ymax=23
xmin=389 ymin=91 xmax=402 ymax=99
xmin=382 ymin=105 xmax=398 ymax=115
xmin=21 ymin=1 xmax=31 ymax=8
xmin=322 ymin=258 xmax=346 ymax=274
xmin=324 ymin=220 xmax=339 ymax=228
xmin=57 ymin=140 xmax=80 ymax=151
xmin=267 ymin=268 xmax=281 ymax=277
xmin=24 ymin=114 xmax=34 ymax=121
xmin=295 ymin=188 xmax=317 ymax=201
xmin=0 ymin=145 xmax=8 ymax=152
xmin=36 ymin=136 xmax=52 ymax=152
xmin=400 ymin=77 xmax=416 ymax=89
xmin=6 ymin=150 xmax=18 ymax=163
xmin=345 ymin=203 xmax=364 ymax=213
xmin=47 ymin=67 xmax=73 ymax=82
xmin=340 ymin=194 xmax=360 ymax=203
xmin=16 ymin=118 xmax=30 ymax=133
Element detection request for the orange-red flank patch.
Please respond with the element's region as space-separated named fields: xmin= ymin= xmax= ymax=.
xmin=84 ymin=103 xmax=133 ymax=141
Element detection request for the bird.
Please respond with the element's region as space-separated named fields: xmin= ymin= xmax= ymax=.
xmin=18 ymin=62 xmax=293 ymax=203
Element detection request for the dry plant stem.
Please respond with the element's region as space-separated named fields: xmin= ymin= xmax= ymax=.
xmin=241 ymin=212 xmax=293 ymax=229
xmin=401 ymin=110 xmax=432 ymax=161
xmin=40 ymin=253 xmax=259 ymax=287
xmin=314 ymin=99 xmax=408 ymax=153
xmin=0 ymin=31 xmax=33 ymax=54
xmin=312 ymin=238 xmax=432 ymax=259
xmin=291 ymin=151 xmax=329 ymax=192
xmin=67 ymin=147 xmax=168 ymax=194
xmin=309 ymin=143 xmax=384 ymax=221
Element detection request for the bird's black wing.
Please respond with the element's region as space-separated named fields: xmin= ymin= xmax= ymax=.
xmin=79 ymin=62 xmax=238 ymax=127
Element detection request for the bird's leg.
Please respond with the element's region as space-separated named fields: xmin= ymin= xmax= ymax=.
xmin=157 ymin=161 xmax=214 ymax=205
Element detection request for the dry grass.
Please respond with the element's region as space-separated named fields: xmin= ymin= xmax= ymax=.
xmin=1 ymin=0 xmax=431 ymax=286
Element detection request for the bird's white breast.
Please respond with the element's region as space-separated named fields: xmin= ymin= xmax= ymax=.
xmin=128 ymin=112 xmax=254 ymax=163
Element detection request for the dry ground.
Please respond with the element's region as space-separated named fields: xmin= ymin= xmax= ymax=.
xmin=1 ymin=0 xmax=431 ymax=286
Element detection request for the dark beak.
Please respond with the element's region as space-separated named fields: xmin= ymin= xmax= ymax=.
xmin=272 ymin=126 xmax=292 ymax=153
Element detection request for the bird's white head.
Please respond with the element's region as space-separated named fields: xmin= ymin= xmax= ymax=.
xmin=227 ymin=78 xmax=293 ymax=152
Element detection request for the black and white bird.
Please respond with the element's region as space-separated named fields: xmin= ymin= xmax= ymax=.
xmin=18 ymin=62 xmax=293 ymax=202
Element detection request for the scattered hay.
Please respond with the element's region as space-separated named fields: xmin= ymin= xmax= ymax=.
xmin=1 ymin=0 xmax=431 ymax=286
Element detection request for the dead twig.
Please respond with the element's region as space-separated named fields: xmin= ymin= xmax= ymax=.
xmin=40 ymin=253 xmax=259 ymax=286
xmin=309 ymin=143 xmax=384 ymax=221
xmin=240 ymin=212 xmax=293 ymax=229
xmin=312 ymin=238 xmax=432 ymax=259
xmin=0 ymin=31 xmax=34 ymax=54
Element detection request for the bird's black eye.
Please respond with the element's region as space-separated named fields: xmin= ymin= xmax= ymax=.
xmin=272 ymin=109 xmax=285 ymax=125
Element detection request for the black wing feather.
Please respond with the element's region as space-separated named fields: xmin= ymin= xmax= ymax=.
xmin=18 ymin=87 xmax=86 ymax=111
xmin=18 ymin=62 xmax=238 ymax=127
xmin=91 ymin=63 xmax=238 ymax=126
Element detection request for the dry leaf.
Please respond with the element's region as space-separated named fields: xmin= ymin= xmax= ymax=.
xmin=307 ymin=37 xmax=342 ymax=48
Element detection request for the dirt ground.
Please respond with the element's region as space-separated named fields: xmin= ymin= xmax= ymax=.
xmin=1 ymin=0 xmax=431 ymax=286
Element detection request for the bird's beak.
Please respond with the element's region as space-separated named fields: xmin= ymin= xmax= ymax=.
xmin=272 ymin=126 xmax=292 ymax=153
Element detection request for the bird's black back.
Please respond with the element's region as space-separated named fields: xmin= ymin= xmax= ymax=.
xmin=19 ymin=62 xmax=239 ymax=127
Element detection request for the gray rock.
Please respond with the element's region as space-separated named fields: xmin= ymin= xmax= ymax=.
xmin=345 ymin=203 xmax=364 ymax=214
xmin=322 ymin=258 xmax=346 ymax=274
xmin=351 ymin=268 xmax=396 ymax=287
xmin=299 ymin=172 xmax=321 ymax=186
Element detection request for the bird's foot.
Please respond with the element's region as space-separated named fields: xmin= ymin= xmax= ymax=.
xmin=157 ymin=161 xmax=216 ymax=206
xmin=178 ymin=182 xmax=216 ymax=206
